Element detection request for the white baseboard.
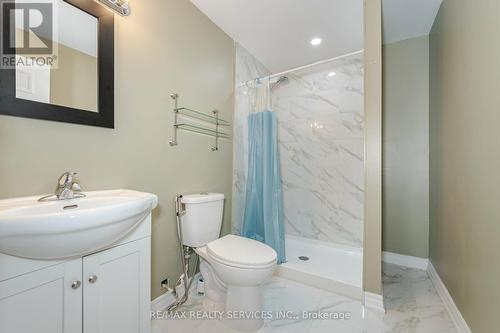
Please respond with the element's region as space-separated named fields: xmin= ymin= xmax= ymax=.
xmin=363 ymin=291 xmax=385 ymax=313
xmin=427 ymin=262 xmax=471 ymax=333
xmin=382 ymin=251 xmax=429 ymax=270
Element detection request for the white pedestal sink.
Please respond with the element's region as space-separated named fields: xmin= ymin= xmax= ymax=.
xmin=0 ymin=189 xmax=158 ymax=259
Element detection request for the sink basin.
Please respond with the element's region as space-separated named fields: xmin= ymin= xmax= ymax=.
xmin=0 ymin=189 xmax=158 ymax=259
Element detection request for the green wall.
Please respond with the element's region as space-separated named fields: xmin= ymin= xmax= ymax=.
xmin=430 ymin=1 xmax=500 ymax=331
xmin=383 ymin=36 xmax=430 ymax=258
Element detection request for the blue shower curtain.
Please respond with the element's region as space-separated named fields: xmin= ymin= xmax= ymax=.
xmin=241 ymin=110 xmax=286 ymax=264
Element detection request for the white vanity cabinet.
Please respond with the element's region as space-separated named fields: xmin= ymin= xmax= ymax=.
xmin=0 ymin=214 xmax=152 ymax=333
xmin=83 ymin=237 xmax=150 ymax=333
xmin=0 ymin=258 xmax=83 ymax=333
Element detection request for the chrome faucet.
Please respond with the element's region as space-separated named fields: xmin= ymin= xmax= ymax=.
xmin=39 ymin=172 xmax=86 ymax=202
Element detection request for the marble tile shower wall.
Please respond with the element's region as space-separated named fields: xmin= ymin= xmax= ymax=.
xmin=274 ymin=54 xmax=364 ymax=248
xmin=233 ymin=45 xmax=364 ymax=248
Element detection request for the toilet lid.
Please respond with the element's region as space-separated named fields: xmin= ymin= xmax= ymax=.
xmin=207 ymin=235 xmax=277 ymax=268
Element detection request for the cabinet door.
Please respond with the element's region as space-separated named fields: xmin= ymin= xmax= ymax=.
xmin=83 ymin=238 xmax=151 ymax=333
xmin=0 ymin=259 xmax=82 ymax=333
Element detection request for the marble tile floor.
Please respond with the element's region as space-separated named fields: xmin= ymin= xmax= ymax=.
xmin=152 ymin=263 xmax=457 ymax=333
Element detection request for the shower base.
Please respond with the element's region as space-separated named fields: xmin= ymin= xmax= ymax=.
xmin=277 ymin=235 xmax=363 ymax=300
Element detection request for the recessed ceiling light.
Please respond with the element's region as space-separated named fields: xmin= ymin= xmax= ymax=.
xmin=310 ymin=37 xmax=322 ymax=46
xmin=328 ymin=72 xmax=337 ymax=77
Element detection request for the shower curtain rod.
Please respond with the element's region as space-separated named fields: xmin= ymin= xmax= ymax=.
xmin=240 ymin=49 xmax=364 ymax=87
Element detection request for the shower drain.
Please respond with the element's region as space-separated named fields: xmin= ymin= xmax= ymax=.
xmin=298 ymin=256 xmax=310 ymax=261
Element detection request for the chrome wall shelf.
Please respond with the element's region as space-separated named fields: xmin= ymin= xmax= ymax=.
xmin=169 ymin=93 xmax=230 ymax=151
xmin=174 ymin=108 xmax=230 ymax=126
xmin=174 ymin=123 xmax=230 ymax=138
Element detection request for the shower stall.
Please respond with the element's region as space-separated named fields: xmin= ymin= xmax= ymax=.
xmin=233 ymin=44 xmax=364 ymax=299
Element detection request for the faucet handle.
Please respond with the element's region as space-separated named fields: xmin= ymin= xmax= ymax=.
xmin=71 ymin=182 xmax=82 ymax=192
xmin=58 ymin=171 xmax=77 ymax=187
xmin=40 ymin=172 xmax=84 ymax=202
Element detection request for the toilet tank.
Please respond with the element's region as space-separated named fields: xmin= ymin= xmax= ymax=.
xmin=180 ymin=193 xmax=224 ymax=248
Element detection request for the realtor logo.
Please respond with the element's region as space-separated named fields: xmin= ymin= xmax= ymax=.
xmin=1 ymin=0 xmax=58 ymax=68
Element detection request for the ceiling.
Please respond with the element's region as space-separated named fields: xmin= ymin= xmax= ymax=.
xmin=382 ymin=0 xmax=442 ymax=44
xmin=191 ymin=0 xmax=363 ymax=73
xmin=191 ymin=0 xmax=442 ymax=73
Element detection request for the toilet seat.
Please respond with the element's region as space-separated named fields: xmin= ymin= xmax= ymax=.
xmin=206 ymin=235 xmax=277 ymax=269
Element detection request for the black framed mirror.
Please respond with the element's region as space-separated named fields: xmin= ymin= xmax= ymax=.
xmin=0 ymin=0 xmax=114 ymax=128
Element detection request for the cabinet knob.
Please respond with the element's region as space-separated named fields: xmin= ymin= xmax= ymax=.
xmin=88 ymin=275 xmax=98 ymax=284
xmin=71 ymin=280 xmax=81 ymax=289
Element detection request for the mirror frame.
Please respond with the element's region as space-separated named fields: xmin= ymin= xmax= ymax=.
xmin=0 ymin=0 xmax=114 ymax=128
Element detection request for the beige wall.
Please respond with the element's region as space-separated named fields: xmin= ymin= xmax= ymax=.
xmin=430 ymin=0 xmax=500 ymax=331
xmin=51 ymin=44 xmax=98 ymax=112
xmin=383 ymin=36 xmax=429 ymax=258
xmin=363 ymin=0 xmax=383 ymax=296
xmin=0 ymin=0 xmax=234 ymax=300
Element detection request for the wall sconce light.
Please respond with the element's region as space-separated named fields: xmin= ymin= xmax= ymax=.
xmin=94 ymin=0 xmax=131 ymax=16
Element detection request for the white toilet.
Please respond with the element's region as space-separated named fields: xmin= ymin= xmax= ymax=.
xmin=180 ymin=193 xmax=277 ymax=332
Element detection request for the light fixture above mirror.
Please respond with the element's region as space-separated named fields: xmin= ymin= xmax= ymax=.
xmin=94 ymin=0 xmax=131 ymax=16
